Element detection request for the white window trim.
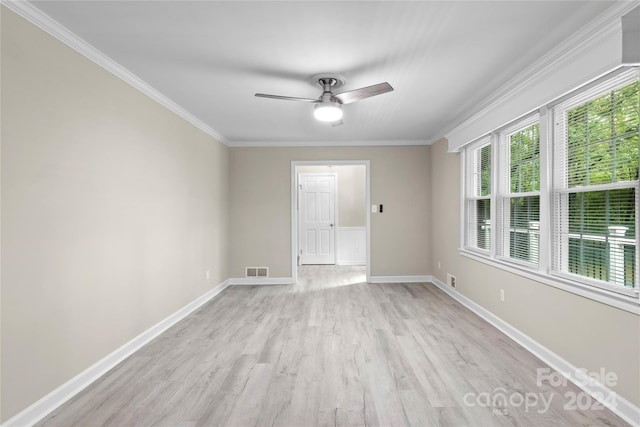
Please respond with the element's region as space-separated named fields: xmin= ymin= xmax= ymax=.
xmin=459 ymin=68 xmax=640 ymax=313
xmin=496 ymin=113 xmax=541 ymax=265
xmin=551 ymin=69 xmax=639 ymax=299
xmin=464 ymin=136 xmax=493 ymax=253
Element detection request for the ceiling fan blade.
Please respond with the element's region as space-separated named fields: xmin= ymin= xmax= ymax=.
xmin=333 ymin=82 xmax=393 ymax=105
xmin=255 ymin=93 xmax=318 ymax=103
xmin=331 ymin=118 xmax=344 ymax=127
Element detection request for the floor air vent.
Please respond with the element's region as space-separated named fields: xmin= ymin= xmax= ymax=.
xmin=246 ymin=267 xmax=269 ymax=278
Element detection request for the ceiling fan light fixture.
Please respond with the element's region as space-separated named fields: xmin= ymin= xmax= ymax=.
xmin=314 ymin=102 xmax=343 ymax=122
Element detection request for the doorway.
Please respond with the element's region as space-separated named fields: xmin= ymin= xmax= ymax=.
xmin=291 ymin=161 xmax=370 ymax=284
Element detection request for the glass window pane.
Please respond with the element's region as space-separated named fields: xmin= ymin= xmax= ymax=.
xmin=567 ymin=104 xmax=587 ymax=148
xmin=614 ymin=134 xmax=639 ymax=182
xmin=567 ymin=145 xmax=587 ymax=187
xmin=509 ymin=196 xmax=540 ymax=263
xmin=588 ymin=94 xmax=613 ymax=144
xmin=566 ymin=81 xmax=639 ymax=187
xmin=567 ymin=188 xmax=636 ymax=288
xmin=480 ymin=145 xmax=491 ymax=196
xmin=476 ymin=199 xmax=491 ymax=250
xmin=614 ymin=81 xmax=639 ymax=137
xmin=587 ymin=141 xmax=613 ymax=185
xmin=509 ymin=123 xmax=540 ymax=193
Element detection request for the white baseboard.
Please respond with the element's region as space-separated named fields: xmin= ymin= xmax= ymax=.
xmin=368 ymin=275 xmax=431 ymax=284
xmin=6 ymin=275 xmax=637 ymax=426
xmin=428 ymin=275 xmax=640 ymax=427
xmin=2 ymin=279 xmax=230 ymax=427
xmin=229 ymin=277 xmax=294 ymax=285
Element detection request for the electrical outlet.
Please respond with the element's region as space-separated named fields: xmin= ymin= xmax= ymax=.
xmin=447 ymin=273 xmax=456 ymax=289
xmin=500 ymin=289 xmax=505 ymax=302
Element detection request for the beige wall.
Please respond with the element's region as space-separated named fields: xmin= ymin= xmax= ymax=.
xmin=230 ymin=146 xmax=430 ymax=278
xmin=1 ymin=8 xmax=229 ymax=421
xmin=296 ymin=165 xmax=366 ymax=228
xmin=429 ymin=137 xmax=640 ymax=407
xmin=3 ymin=3 xmax=638 ymax=422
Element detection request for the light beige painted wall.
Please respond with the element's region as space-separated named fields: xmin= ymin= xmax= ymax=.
xmin=230 ymin=146 xmax=430 ymax=278
xmin=4 ymin=2 xmax=636 ymax=422
xmin=429 ymin=137 xmax=640 ymax=407
xmin=296 ymin=165 xmax=366 ymax=227
xmin=1 ymin=8 xmax=229 ymax=421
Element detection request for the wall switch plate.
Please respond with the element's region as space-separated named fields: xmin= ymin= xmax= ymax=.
xmin=206 ymin=270 xmax=210 ymax=280
xmin=371 ymin=204 xmax=378 ymax=213
xmin=500 ymin=289 xmax=505 ymax=302
xmin=438 ymin=261 xmax=441 ymax=269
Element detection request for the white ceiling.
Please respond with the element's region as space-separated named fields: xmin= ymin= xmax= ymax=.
xmin=30 ymin=1 xmax=618 ymax=146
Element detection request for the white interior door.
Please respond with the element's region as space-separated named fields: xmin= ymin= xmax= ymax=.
xmin=299 ymin=173 xmax=336 ymax=265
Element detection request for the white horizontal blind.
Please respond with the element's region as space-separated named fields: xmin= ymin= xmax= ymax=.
xmin=498 ymin=117 xmax=541 ymax=265
xmin=466 ymin=138 xmax=492 ymax=251
xmin=552 ymin=69 xmax=639 ymax=293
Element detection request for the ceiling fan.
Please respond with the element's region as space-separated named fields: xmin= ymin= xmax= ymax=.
xmin=255 ymin=75 xmax=393 ymax=126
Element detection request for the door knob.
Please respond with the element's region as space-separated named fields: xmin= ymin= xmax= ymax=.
xmin=330 ymin=224 xmax=334 ymax=227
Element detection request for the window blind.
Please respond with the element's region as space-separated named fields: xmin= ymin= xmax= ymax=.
xmin=552 ymin=69 xmax=639 ymax=290
xmin=466 ymin=138 xmax=492 ymax=251
xmin=498 ymin=120 xmax=541 ymax=264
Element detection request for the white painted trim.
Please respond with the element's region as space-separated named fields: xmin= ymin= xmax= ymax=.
xmin=1 ymin=0 xmax=228 ymax=146
xmin=229 ymin=139 xmax=431 ymax=148
xmin=368 ymin=275 xmax=431 ymax=284
xmin=1 ymin=279 xmax=231 ymax=427
xmin=291 ymin=161 xmax=371 ymax=284
xmin=459 ymin=151 xmax=466 ymax=250
xmin=228 ymin=277 xmax=294 ymax=286
xmin=444 ymin=2 xmax=637 ymax=152
xmin=459 ymin=248 xmax=640 ymax=315
xmin=538 ymin=105 xmax=552 ymax=276
xmin=365 ymin=163 xmax=371 ymax=282
xmin=291 ymin=163 xmax=298 ymax=283
xmin=428 ymin=275 xmax=640 ymax=427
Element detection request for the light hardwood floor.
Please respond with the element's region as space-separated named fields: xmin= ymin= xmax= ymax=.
xmin=38 ymin=266 xmax=629 ymax=426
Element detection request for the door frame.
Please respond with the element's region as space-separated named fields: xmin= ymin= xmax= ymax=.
xmin=291 ymin=160 xmax=371 ymax=284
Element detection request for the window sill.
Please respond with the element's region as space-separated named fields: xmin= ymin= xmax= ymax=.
xmin=459 ymin=248 xmax=640 ymax=314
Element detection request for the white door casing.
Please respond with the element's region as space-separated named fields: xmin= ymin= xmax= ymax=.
xmin=299 ymin=173 xmax=336 ymax=265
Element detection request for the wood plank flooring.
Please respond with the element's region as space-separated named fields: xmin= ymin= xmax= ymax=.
xmin=38 ymin=266 xmax=629 ymax=426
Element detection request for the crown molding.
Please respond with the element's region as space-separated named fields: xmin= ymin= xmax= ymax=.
xmin=437 ymin=1 xmax=637 ymax=149
xmin=1 ymin=0 xmax=229 ymax=146
xmin=227 ymin=139 xmax=432 ymax=148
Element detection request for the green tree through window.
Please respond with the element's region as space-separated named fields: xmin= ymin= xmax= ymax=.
xmin=506 ymin=123 xmax=541 ymax=263
xmin=565 ymin=80 xmax=638 ymax=288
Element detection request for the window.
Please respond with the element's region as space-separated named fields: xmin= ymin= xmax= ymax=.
xmin=498 ymin=117 xmax=540 ymax=265
xmin=552 ymin=71 xmax=638 ymax=294
xmin=465 ymin=138 xmax=492 ymax=252
xmin=462 ymin=68 xmax=639 ymax=301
